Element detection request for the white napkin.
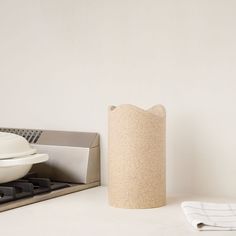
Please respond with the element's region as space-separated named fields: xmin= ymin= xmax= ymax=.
xmin=181 ymin=201 xmax=236 ymax=231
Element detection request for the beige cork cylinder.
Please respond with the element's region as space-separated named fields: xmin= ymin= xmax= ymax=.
xmin=108 ymin=104 xmax=166 ymax=209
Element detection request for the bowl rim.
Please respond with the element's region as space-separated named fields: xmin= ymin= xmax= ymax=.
xmin=0 ymin=153 xmax=49 ymax=167
xmin=0 ymin=148 xmax=37 ymax=160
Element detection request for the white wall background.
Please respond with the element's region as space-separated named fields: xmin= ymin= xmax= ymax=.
xmin=0 ymin=0 xmax=236 ymax=197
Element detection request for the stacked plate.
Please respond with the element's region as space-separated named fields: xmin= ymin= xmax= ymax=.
xmin=0 ymin=132 xmax=49 ymax=183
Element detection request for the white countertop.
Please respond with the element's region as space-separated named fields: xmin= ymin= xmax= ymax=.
xmin=0 ymin=186 xmax=235 ymax=236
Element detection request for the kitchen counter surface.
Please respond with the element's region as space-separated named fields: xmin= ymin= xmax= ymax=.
xmin=0 ymin=186 xmax=235 ymax=236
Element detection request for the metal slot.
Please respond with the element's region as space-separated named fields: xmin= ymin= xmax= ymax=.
xmin=0 ymin=128 xmax=42 ymax=144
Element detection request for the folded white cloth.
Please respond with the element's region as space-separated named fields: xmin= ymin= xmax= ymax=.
xmin=181 ymin=201 xmax=236 ymax=231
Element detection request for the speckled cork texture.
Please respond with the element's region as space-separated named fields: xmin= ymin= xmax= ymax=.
xmin=108 ymin=104 xmax=166 ymax=209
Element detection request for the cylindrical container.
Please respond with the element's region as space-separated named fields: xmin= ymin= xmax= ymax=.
xmin=108 ymin=104 xmax=166 ymax=209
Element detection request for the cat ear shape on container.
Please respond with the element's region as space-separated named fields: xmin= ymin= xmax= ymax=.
xmin=109 ymin=104 xmax=165 ymax=117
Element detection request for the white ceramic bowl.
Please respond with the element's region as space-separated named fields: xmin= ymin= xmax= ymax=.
xmin=0 ymin=132 xmax=49 ymax=183
xmin=0 ymin=132 xmax=36 ymax=159
xmin=0 ymin=153 xmax=49 ymax=183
